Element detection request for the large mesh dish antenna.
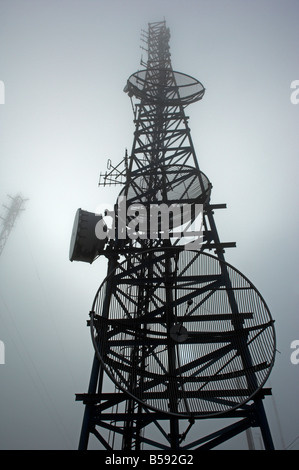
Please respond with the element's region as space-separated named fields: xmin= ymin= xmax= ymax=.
xmin=118 ymin=166 xmax=211 ymax=232
xmin=90 ymin=249 xmax=275 ymax=418
xmin=121 ymin=166 xmax=211 ymax=206
xmin=124 ymin=69 xmax=205 ymax=105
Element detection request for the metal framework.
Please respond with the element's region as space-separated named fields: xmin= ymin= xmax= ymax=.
xmin=0 ymin=194 xmax=27 ymax=257
xmin=70 ymin=21 xmax=276 ymax=451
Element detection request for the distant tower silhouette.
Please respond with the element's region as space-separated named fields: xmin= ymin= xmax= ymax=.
xmin=70 ymin=21 xmax=276 ymax=450
xmin=0 ymin=194 xmax=27 ymax=256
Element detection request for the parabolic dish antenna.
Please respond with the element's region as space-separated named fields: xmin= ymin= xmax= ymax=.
xmin=90 ymin=249 xmax=276 ymax=418
xmin=125 ymin=69 xmax=205 ymax=105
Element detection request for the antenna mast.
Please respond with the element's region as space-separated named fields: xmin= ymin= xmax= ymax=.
xmin=0 ymin=194 xmax=27 ymax=256
xmin=70 ymin=21 xmax=276 ymax=451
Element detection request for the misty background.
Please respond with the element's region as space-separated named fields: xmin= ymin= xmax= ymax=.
xmin=0 ymin=0 xmax=298 ymax=450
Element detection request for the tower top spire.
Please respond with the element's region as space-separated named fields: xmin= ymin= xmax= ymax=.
xmin=125 ymin=20 xmax=204 ymax=106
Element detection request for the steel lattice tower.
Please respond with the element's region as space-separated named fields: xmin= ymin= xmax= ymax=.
xmin=70 ymin=21 xmax=276 ymax=451
xmin=0 ymin=194 xmax=27 ymax=257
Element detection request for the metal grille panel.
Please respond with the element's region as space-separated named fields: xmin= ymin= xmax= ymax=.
xmin=90 ymin=249 xmax=275 ymax=417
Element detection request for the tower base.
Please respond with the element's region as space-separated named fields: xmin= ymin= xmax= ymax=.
xmin=76 ymin=357 xmax=274 ymax=451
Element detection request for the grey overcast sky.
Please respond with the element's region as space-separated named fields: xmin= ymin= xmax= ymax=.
xmin=0 ymin=0 xmax=298 ymax=450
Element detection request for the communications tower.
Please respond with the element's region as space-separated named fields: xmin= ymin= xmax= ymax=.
xmin=0 ymin=194 xmax=27 ymax=257
xmin=69 ymin=21 xmax=276 ymax=450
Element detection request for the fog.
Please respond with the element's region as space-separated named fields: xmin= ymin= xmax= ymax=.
xmin=0 ymin=0 xmax=298 ymax=450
